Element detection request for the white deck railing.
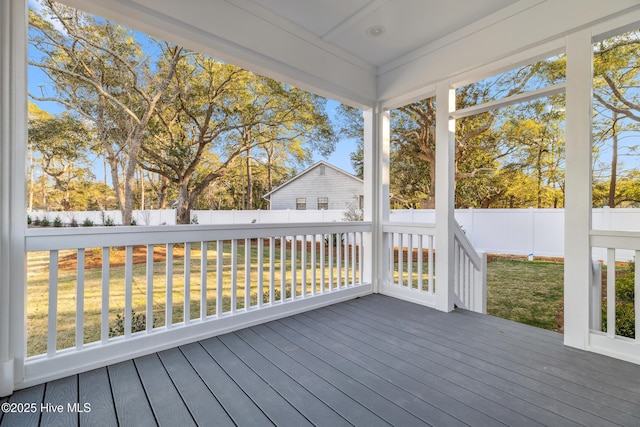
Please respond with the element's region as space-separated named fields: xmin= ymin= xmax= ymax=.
xmin=382 ymin=221 xmax=486 ymax=313
xmin=22 ymin=222 xmax=372 ymax=387
xmin=589 ymin=230 xmax=640 ymax=364
xmin=453 ymin=221 xmax=487 ymax=313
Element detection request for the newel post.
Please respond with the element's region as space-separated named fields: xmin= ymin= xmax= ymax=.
xmin=0 ymin=0 xmax=28 ymax=397
xmin=435 ymin=82 xmax=456 ymax=312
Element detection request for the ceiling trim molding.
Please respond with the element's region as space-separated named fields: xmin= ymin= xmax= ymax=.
xmin=377 ymin=0 xmax=546 ymax=76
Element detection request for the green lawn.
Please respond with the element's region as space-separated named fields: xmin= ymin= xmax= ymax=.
xmin=486 ymin=257 xmax=565 ymax=332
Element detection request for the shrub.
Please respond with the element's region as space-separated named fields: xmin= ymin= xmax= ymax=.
xmin=70 ymin=218 xmax=79 ymax=227
xmin=109 ymin=310 xmax=157 ymax=337
xmin=103 ymin=216 xmax=115 ymax=226
xmin=40 ymin=216 xmax=50 ymax=227
xmin=616 ymin=273 xmax=635 ymax=302
xmin=602 ymin=302 xmax=635 ymax=339
xmin=53 ymin=216 xmax=63 ymax=227
xmin=27 ymin=215 xmax=32 ymax=225
xmin=82 ymin=218 xmax=94 ymax=227
xmin=602 ymin=270 xmax=635 ymax=339
xmin=130 ymin=219 xmax=137 ymax=226
xmin=33 ymin=216 xmax=40 ymax=226
xmin=191 ymin=214 xmax=199 ymax=224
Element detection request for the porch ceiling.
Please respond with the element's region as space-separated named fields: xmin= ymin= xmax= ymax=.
xmin=60 ymin=0 xmax=640 ymax=107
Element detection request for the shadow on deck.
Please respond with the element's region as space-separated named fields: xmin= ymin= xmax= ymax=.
xmin=1 ymin=294 xmax=640 ymax=426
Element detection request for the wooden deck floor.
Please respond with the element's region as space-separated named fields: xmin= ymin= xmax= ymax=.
xmin=2 ymin=294 xmax=640 ymax=426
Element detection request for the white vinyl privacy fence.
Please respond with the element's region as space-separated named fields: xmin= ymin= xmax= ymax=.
xmin=391 ymin=207 xmax=640 ymax=261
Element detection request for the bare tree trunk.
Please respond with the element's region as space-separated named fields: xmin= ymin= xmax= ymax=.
xmin=609 ymin=113 xmax=619 ymax=207
xmin=176 ymin=180 xmax=190 ymax=224
xmin=246 ymin=148 xmax=253 ymax=209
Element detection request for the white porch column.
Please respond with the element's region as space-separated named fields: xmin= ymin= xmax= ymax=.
xmin=363 ymin=105 xmax=390 ymax=293
xmin=564 ymin=30 xmax=593 ymax=350
xmin=0 ymin=0 xmax=28 ymax=397
xmin=435 ymin=82 xmax=455 ymax=312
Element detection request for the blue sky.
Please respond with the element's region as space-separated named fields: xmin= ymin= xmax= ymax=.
xmin=28 ymin=0 xmax=358 ymax=177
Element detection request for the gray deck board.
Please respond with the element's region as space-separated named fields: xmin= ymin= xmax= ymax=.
xmin=352 ymin=296 xmax=640 ymax=425
xmin=108 ymin=360 xmax=156 ymax=427
xmin=179 ymin=341 xmax=273 ymax=426
xmin=1 ymin=384 xmax=44 ymax=427
xmin=134 ymin=353 xmax=197 ymax=427
xmin=199 ymin=336 xmax=312 ymax=426
xmin=268 ymin=319 xmax=466 ymax=426
xmin=363 ymin=296 xmax=640 ymax=412
xmin=40 ymin=375 xmax=77 ymax=427
xmin=313 ymin=304 xmax=579 ymax=427
xmin=347 ymin=298 xmax=640 ymax=408
xmin=157 ymin=347 xmax=235 ymax=427
xmin=300 ymin=308 xmax=547 ymax=427
xmin=3 ymin=294 xmax=640 ymax=427
xmin=78 ymin=368 xmax=117 ymax=427
xmin=254 ymin=323 xmax=425 ymax=426
xmin=281 ymin=314 xmax=513 ymax=427
xmin=234 ymin=327 xmax=389 ymax=426
xmin=218 ymin=332 xmax=351 ymax=427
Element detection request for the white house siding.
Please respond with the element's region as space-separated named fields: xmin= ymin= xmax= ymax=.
xmin=267 ymin=163 xmax=363 ymax=211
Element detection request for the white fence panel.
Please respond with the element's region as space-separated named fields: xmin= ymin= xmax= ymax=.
xmin=29 ymin=210 xmax=176 ymax=226
xmin=191 ymin=209 xmax=346 ymax=224
xmin=396 ymin=207 xmax=639 ymax=261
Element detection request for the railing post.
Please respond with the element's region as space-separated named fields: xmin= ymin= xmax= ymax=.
xmin=435 ymin=81 xmax=456 ymax=312
xmin=476 ymin=252 xmax=487 ymax=314
xmin=590 ymin=260 xmax=602 ymax=331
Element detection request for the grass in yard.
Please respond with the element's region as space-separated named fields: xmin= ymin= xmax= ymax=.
xmin=486 ymin=256 xmax=565 ymax=332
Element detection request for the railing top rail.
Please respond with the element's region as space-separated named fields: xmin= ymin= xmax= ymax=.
xmin=26 ymin=221 xmax=372 ymax=251
xmin=590 ymin=229 xmax=640 ymax=251
xmin=382 ymin=222 xmax=436 ymax=235
xmin=453 ymin=221 xmax=483 ymax=268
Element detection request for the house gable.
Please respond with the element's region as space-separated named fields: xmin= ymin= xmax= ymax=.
xmin=264 ymin=161 xmax=363 ymax=210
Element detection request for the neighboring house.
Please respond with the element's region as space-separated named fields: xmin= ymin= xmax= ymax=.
xmin=263 ymin=161 xmax=363 ymax=211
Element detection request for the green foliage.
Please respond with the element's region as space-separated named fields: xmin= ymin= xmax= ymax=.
xmin=109 ymin=310 xmax=158 ymax=337
xmin=601 ymin=266 xmax=636 ymax=339
xmin=82 ymin=218 xmax=94 ymax=227
xmin=53 ymin=216 xmax=63 ymax=227
xmin=27 ymin=215 xmax=32 ymax=225
xmin=263 ymin=288 xmax=282 ymax=304
xmin=101 ymin=212 xmax=115 ymax=226
xmin=39 ymin=216 xmax=50 ymax=227
xmin=342 ymin=196 xmax=363 ymax=221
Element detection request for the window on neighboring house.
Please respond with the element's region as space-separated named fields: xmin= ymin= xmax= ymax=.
xmin=319 ymin=165 xmax=326 ymax=175
xmin=296 ymin=197 xmax=306 ymax=210
xmin=317 ymin=197 xmax=328 ymax=210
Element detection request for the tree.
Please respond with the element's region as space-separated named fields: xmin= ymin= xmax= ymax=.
xmin=140 ymin=60 xmax=335 ymax=222
xmin=29 ymin=1 xmax=184 ymax=224
xmin=28 ymin=102 xmax=95 ymax=210
xmin=593 ymin=31 xmax=640 ymax=207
